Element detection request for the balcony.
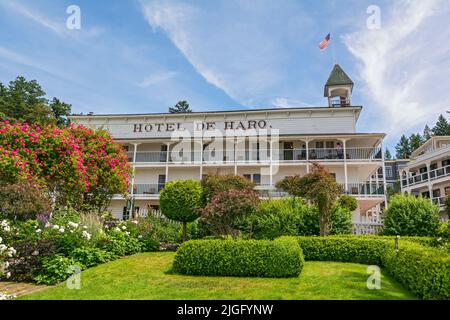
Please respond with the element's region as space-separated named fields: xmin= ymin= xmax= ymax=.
xmin=131 ymin=183 xmax=165 ymax=196
xmin=432 ymin=196 xmax=447 ymax=209
xmin=126 ymin=146 xmax=382 ymax=164
xmin=256 ymin=182 xmax=384 ymax=199
xmin=402 ymin=164 xmax=450 ymax=188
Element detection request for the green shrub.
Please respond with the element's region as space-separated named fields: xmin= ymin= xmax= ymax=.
xmin=382 ymin=242 xmax=450 ymax=300
xmin=172 ymin=238 xmax=304 ymax=278
xmin=97 ymin=231 xmax=143 ymax=257
xmin=243 ymin=198 xmax=351 ymax=239
xmin=160 ymin=180 xmax=202 ymax=241
xmin=337 ymin=195 xmax=358 ymax=211
xmin=382 ymin=194 xmax=441 ymax=236
xmin=34 ymin=254 xmax=82 ymax=285
xmin=438 ymin=221 xmax=450 ymax=241
xmin=69 ymin=247 xmax=114 ymax=268
xmin=281 ymin=236 xmax=392 ymax=265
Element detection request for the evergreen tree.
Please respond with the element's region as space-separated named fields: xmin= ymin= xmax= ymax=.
xmin=395 ymin=135 xmax=411 ymax=159
xmin=409 ymin=133 xmax=423 ymax=152
xmin=432 ymin=114 xmax=450 ymax=136
xmin=169 ymin=100 xmax=192 ymax=113
xmin=423 ymin=124 xmax=433 ymax=140
xmin=0 ymin=76 xmax=71 ymax=126
xmin=385 ymin=149 xmax=392 ymax=160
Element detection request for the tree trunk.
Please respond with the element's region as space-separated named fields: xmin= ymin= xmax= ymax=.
xmin=182 ymin=222 xmax=187 ymax=242
xmin=319 ymin=204 xmax=331 ymax=237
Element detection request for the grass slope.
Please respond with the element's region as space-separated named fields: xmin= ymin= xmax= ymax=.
xmin=21 ymin=252 xmax=415 ymax=300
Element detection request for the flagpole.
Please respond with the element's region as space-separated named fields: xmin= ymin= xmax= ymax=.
xmin=331 ymin=34 xmax=337 ymax=64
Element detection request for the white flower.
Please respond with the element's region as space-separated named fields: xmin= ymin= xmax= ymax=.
xmin=7 ymin=247 xmax=16 ymax=257
xmin=138 ymin=235 xmax=143 ymax=239
xmin=82 ymin=231 xmax=92 ymax=241
xmin=2 ymin=225 xmax=10 ymax=232
xmin=437 ymin=237 xmax=442 ymax=242
xmin=68 ymin=222 xmax=79 ymax=229
xmin=0 ymin=237 xmax=2 ymax=243
xmin=59 ymin=227 xmax=65 ymax=233
xmin=114 ymin=227 xmax=121 ymax=232
xmin=6 ymin=272 xmax=11 ymax=279
xmin=121 ymin=225 xmax=127 ymax=230
xmin=52 ymin=225 xmax=60 ymax=230
xmin=125 ymin=231 xmax=130 ymax=236
xmin=132 ymin=220 xmax=138 ymax=225
xmin=83 ymin=226 xmax=88 ymax=229
xmin=36 ymin=229 xmax=42 ymax=233
xmin=4 ymin=261 xmax=9 ymax=268
xmin=0 ymin=292 xmax=16 ymax=300
xmin=0 ymin=244 xmax=6 ymax=253
xmin=32 ymin=250 xmax=39 ymax=256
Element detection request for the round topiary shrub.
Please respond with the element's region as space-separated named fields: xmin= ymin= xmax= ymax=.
xmin=160 ymin=180 xmax=202 ymax=242
xmin=382 ymin=194 xmax=441 ymax=236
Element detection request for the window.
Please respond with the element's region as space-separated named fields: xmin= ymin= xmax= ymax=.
xmin=122 ymin=207 xmax=129 ymax=221
xmin=123 ymin=145 xmax=129 ymax=152
xmin=385 ymin=167 xmax=392 ymax=178
xmin=243 ymin=174 xmax=251 ymax=181
xmin=253 ymin=174 xmax=261 ymax=185
xmin=315 ymin=141 xmax=324 ymax=149
xmin=421 ymin=191 xmax=430 ymax=199
xmin=432 ymin=189 xmax=441 ymax=198
xmin=329 ymin=173 xmax=336 ymax=180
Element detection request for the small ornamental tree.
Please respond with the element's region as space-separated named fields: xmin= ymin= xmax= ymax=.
xmin=159 ymin=180 xmax=202 ymax=242
xmin=0 ymin=180 xmax=52 ymax=220
xmin=276 ymin=163 xmax=342 ymax=236
xmin=201 ymin=188 xmax=260 ymax=237
xmin=201 ymin=174 xmax=255 ymax=205
xmin=382 ymin=194 xmax=441 ymax=236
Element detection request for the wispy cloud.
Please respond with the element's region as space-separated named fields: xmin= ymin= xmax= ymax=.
xmin=343 ymin=0 xmax=450 ymax=138
xmin=140 ymin=0 xmax=314 ymax=107
xmin=271 ymin=97 xmax=314 ymax=108
xmin=138 ymin=70 xmax=177 ymax=88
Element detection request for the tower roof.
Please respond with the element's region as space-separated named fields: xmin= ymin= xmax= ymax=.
xmin=324 ymin=64 xmax=354 ymax=96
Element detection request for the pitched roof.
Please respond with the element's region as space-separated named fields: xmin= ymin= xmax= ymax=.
xmin=324 ymin=64 xmax=354 ymax=96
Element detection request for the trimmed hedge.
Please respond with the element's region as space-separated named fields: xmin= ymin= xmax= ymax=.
xmin=172 ymin=238 xmax=304 ymax=278
xmin=382 ymin=242 xmax=450 ymax=300
xmin=279 ymin=236 xmax=392 ymax=265
xmin=281 ymin=235 xmax=450 ymax=300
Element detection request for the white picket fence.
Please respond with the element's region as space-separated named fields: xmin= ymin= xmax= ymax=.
xmin=352 ymin=222 xmax=383 ymax=235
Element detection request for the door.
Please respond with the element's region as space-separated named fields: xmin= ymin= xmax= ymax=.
xmin=158 ymin=175 xmax=166 ymax=192
xmin=283 ymin=142 xmax=293 ymax=160
xmin=160 ymin=145 xmax=168 ymax=162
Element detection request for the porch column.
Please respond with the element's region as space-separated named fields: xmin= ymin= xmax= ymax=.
xmin=234 ymin=137 xmax=238 ymax=175
xmin=305 ymin=138 xmax=310 ymax=173
xmin=199 ymin=138 xmax=203 ymax=180
xmin=269 ymin=136 xmax=273 ymax=187
xmin=380 ymin=139 xmax=388 ymax=208
xmin=165 ymin=142 xmax=170 ymax=181
xmin=342 ymin=139 xmax=348 ymax=193
xmin=129 ymin=143 xmax=140 ymax=219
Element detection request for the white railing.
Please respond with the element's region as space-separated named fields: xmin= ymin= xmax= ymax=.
xmin=432 ymin=196 xmax=446 ymax=208
xmin=127 ymin=147 xmax=382 ymax=163
xmin=352 ymin=222 xmax=383 ymax=235
xmin=402 ymin=164 xmax=450 ymax=188
xmin=341 ymin=182 xmax=385 ymax=196
xmin=131 ymin=183 xmax=165 ymax=195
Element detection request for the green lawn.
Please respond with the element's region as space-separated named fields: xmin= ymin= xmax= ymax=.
xmin=21 ymin=252 xmax=415 ymax=300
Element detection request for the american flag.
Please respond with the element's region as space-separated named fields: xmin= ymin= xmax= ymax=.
xmin=319 ymin=33 xmax=331 ymax=51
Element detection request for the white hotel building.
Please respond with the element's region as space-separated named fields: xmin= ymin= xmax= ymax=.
xmin=400 ymin=136 xmax=450 ymax=221
xmin=70 ymin=65 xmax=387 ymax=229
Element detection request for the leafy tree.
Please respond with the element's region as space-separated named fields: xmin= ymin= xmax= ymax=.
xmin=385 ymin=149 xmax=392 ymax=160
xmin=409 ymin=133 xmax=423 ymax=152
xmin=423 ymin=124 xmax=433 ymax=140
xmin=382 ymin=194 xmax=441 ymax=236
xmin=276 ymin=163 xmax=342 ymax=236
xmin=169 ymin=100 xmax=192 ymax=113
xmin=49 ymin=98 xmax=71 ymax=127
xmin=0 ymin=76 xmax=71 ymax=126
xmin=201 ymin=174 xmax=255 ymax=205
xmin=201 ymin=188 xmax=260 ymax=237
xmin=160 ymin=180 xmax=202 ymax=241
xmin=432 ymin=114 xmax=450 ymax=136
xmin=0 ymin=121 xmax=131 ymax=212
xmin=395 ymin=135 xmax=411 ymax=159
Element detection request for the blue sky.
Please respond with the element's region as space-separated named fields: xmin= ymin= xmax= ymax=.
xmin=0 ymin=0 xmax=449 ymax=151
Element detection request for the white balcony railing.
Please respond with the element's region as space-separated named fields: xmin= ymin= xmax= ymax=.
xmin=352 ymin=222 xmax=383 ymax=235
xmin=402 ymin=164 xmax=450 ymax=188
xmin=126 ymin=147 xmax=382 ymax=164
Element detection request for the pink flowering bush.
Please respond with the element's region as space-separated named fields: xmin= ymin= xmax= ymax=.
xmin=0 ymin=121 xmax=131 ymax=211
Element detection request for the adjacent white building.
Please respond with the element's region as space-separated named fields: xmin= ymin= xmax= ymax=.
xmin=400 ymin=136 xmax=450 ymax=220
xmin=70 ymin=64 xmax=387 ymax=229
